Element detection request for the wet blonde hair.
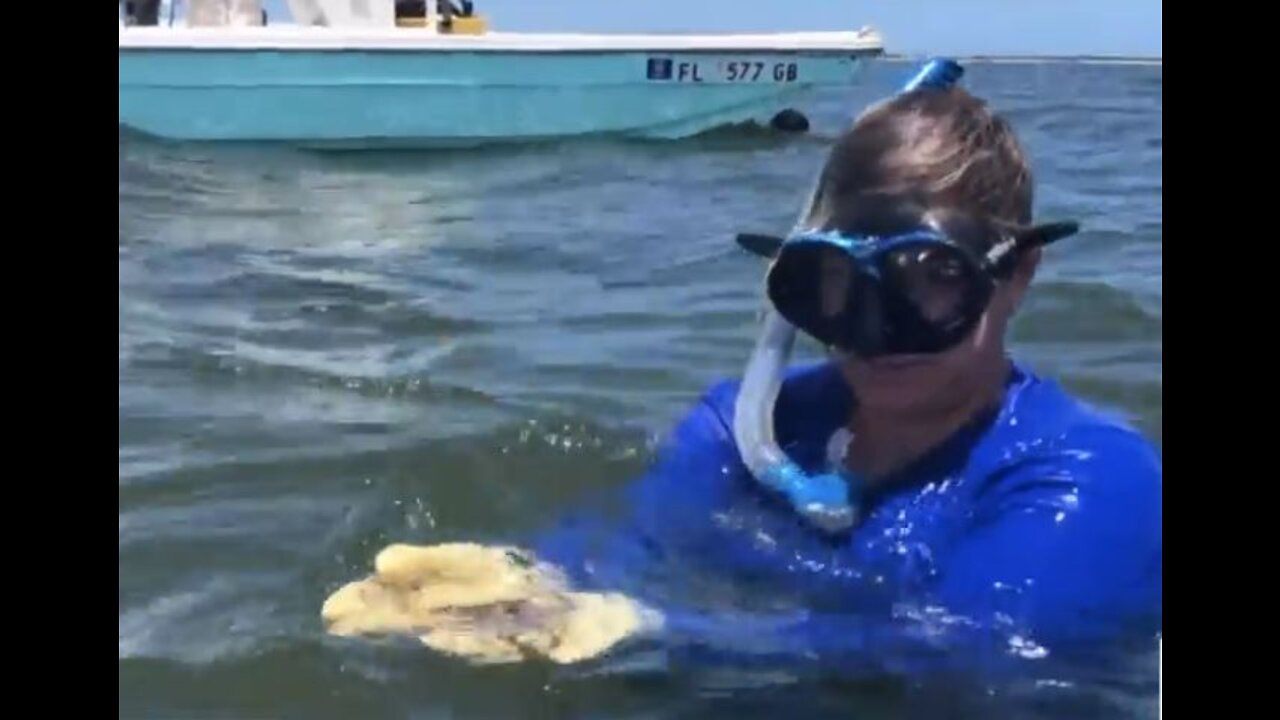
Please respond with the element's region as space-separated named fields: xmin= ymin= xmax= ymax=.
xmin=806 ymin=87 xmax=1034 ymax=231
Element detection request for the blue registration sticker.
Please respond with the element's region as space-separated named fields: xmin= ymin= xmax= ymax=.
xmin=646 ymin=58 xmax=673 ymax=81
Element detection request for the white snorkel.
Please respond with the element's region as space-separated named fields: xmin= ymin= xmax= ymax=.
xmin=732 ymin=177 xmax=858 ymax=533
xmin=731 ymin=58 xmax=966 ymax=534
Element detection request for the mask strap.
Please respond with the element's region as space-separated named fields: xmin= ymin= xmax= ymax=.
xmin=985 ymin=220 xmax=1081 ymax=275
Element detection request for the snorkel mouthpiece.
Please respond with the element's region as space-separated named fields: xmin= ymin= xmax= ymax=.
xmin=763 ymin=462 xmax=858 ymax=533
xmin=731 ymin=58 xmax=965 ymax=534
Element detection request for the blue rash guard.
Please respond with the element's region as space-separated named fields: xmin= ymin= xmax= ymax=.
xmin=532 ymin=358 xmax=1162 ymax=675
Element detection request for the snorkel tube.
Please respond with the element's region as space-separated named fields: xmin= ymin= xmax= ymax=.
xmin=731 ymin=58 xmax=966 ymax=534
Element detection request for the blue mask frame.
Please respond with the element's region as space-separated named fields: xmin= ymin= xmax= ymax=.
xmin=752 ymin=215 xmax=1079 ymax=358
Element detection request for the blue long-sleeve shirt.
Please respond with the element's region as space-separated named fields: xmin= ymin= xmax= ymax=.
xmin=532 ymin=359 xmax=1162 ymax=676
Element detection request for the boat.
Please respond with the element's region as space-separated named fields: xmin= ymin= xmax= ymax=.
xmin=119 ymin=0 xmax=886 ymax=148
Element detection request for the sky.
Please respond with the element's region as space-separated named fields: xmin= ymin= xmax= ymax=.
xmin=260 ymin=0 xmax=1161 ymax=58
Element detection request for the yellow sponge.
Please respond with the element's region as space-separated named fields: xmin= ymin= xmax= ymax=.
xmin=321 ymin=542 xmax=659 ymax=664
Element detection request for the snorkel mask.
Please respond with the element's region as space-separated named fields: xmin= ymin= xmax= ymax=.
xmin=731 ymin=58 xmax=1080 ymax=533
xmin=744 ymin=203 xmax=1081 ymax=358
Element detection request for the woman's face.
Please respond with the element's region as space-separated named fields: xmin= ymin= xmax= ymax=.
xmin=837 ymin=249 xmax=1038 ymax=418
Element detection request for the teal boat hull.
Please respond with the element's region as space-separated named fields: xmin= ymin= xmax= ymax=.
xmin=118 ymin=29 xmax=884 ymax=146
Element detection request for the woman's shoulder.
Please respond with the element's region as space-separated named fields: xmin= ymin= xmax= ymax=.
xmin=969 ymin=360 xmax=1162 ymax=520
xmin=999 ymin=361 xmax=1160 ymax=471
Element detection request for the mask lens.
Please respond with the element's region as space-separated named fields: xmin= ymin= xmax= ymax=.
xmin=818 ymin=247 xmax=855 ymax=319
xmin=881 ymin=243 xmax=978 ymax=329
xmin=768 ymin=243 xmax=861 ymax=348
xmin=766 ymin=235 xmax=991 ymax=355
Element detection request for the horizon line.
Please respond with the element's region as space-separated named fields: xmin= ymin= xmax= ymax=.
xmin=883 ymin=52 xmax=1161 ymax=66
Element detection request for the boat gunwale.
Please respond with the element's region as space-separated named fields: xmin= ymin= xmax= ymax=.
xmin=118 ymin=27 xmax=886 ymax=55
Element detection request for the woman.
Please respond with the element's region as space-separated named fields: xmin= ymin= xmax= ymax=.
xmin=323 ymin=59 xmax=1162 ymax=676
xmin=531 ymin=58 xmax=1162 ymax=672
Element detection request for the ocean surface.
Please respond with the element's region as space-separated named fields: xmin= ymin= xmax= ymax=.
xmin=119 ymin=59 xmax=1162 ymax=718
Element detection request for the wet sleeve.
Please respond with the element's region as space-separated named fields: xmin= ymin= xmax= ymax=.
xmin=655 ymin=426 xmax=1162 ymax=676
xmin=926 ymin=425 xmax=1163 ymax=644
xmin=531 ymin=389 xmax=745 ymax=594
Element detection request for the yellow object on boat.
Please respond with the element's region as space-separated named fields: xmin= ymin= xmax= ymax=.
xmin=446 ymin=15 xmax=488 ymax=34
xmin=394 ymin=14 xmax=487 ymax=33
